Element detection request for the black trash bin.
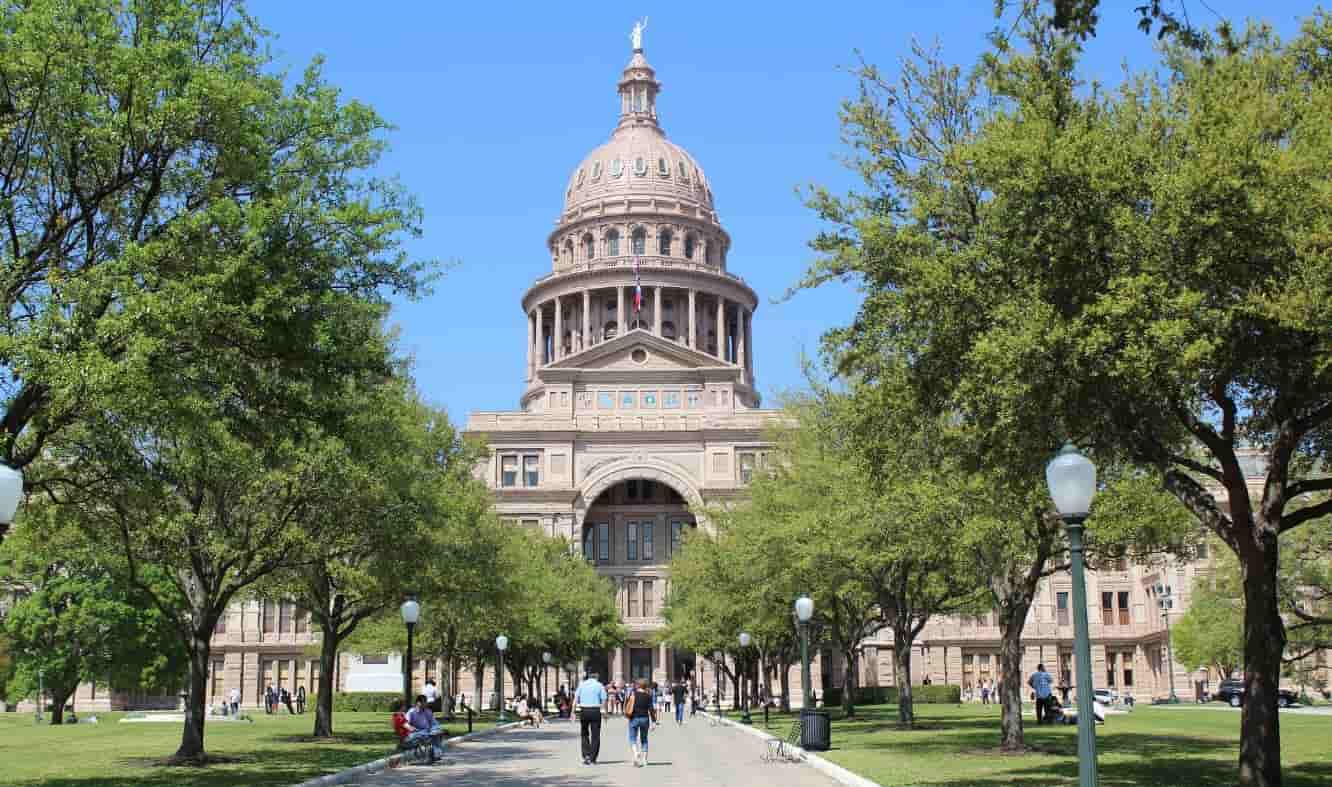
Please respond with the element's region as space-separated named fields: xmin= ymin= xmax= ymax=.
xmin=800 ymin=708 xmax=830 ymax=751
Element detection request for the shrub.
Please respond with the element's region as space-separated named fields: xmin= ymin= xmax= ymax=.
xmin=820 ymin=684 xmax=961 ymax=707
xmin=328 ymin=692 xmax=403 ymax=713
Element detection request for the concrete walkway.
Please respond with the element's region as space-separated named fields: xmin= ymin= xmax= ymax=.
xmin=344 ymin=714 xmax=842 ymax=787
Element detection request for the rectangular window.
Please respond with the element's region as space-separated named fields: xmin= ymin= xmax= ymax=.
xmin=627 ymin=582 xmax=638 ymax=618
xmin=671 ymin=520 xmax=684 ymax=555
xmin=362 ymin=654 xmax=388 ymax=665
xmin=262 ymin=600 xmax=275 ymax=634
xmin=279 ymin=601 xmax=293 ymax=634
xmin=1106 ymin=653 xmax=1117 ymax=687
xmin=739 ymin=452 xmax=755 ymax=484
xmin=642 ymin=480 xmax=655 ymax=501
xmin=1118 ymin=591 xmax=1131 ymax=626
xmin=1121 ymin=652 xmax=1134 ymax=687
xmin=295 ymin=607 xmax=308 ymax=635
xmin=294 ymin=660 xmax=304 ymax=693
xmin=597 ymin=522 xmax=610 ymax=562
xmin=643 ymin=580 xmax=654 ymax=617
xmin=583 ymin=527 xmax=594 ymax=561
xmin=664 ymin=391 xmax=681 ymax=409
xmin=523 ymin=455 xmax=539 ymax=487
xmin=686 ymin=391 xmax=701 ymax=409
xmin=1059 ymin=652 xmax=1073 ymax=688
xmin=642 ymin=391 xmax=657 ymax=408
xmin=620 ymin=391 xmax=636 ymax=409
xmin=1057 ymin=592 xmax=1070 ymax=626
xmin=1102 ymin=592 xmax=1115 ymax=626
xmin=626 ymin=479 xmax=640 ymax=500
xmin=597 ymin=391 xmax=615 ymax=409
xmin=501 ymin=455 xmax=518 ymax=487
xmin=643 ymin=521 xmax=654 ymax=560
xmin=211 ymin=659 xmax=225 ymax=698
xmin=627 ymin=521 xmax=639 ymax=560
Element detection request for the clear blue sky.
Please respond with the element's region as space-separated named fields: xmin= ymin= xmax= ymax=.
xmin=250 ymin=1 xmax=1311 ymax=424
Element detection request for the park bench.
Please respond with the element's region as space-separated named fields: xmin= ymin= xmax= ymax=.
xmin=763 ymin=720 xmax=804 ymax=763
xmin=396 ymin=733 xmax=434 ymax=765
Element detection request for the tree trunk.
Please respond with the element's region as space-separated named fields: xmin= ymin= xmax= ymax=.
xmin=472 ymin=663 xmax=484 ymax=711
xmin=48 ymin=686 xmax=73 ymax=725
xmin=997 ymin=608 xmax=1028 ymax=751
xmin=1239 ymin=540 xmax=1285 ymax=787
xmin=313 ymin=620 xmax=340 ymax=737
xmin=730 ymin=669 xmax=740 ymax=710
xmin=779 ymin=657 xmax=791 ymax=712
xmin=892 ymin=629 xmax=915 ymax=727
xmin=174 ymin=628 xmax=211 ymax=761
xmin=842 ymin=650 xmax=856 ymax=718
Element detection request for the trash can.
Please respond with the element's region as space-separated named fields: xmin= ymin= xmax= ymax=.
xmin=800 ymin=708 xmax=831 ymax=751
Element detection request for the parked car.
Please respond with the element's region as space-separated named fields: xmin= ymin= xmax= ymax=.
xmin=1212 ymin=679 xmax=1301 ymax=708
xmin=1092 ymin=688 xmax=1119 ymax=705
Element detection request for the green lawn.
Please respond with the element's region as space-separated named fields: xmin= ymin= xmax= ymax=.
xmin=0 ymin=710 xmax=504 ymax=787
xmin=741 ymin=704 xmax=1332 ymax=786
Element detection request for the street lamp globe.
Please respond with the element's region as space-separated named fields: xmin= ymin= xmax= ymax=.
xmin=542 ymin=651 xmax=552 ymax=664
xmin=496 ymin=634 xmax=508 ymax=652
xmin=399 ymin=598 xmax=420 ymax=625
xmin=795 ymin=595 xmax=814 ymax=623
xmin=739 ymin=632 xmax=751 ymax=648
xmin=1045 ymin=442 xmax=1097 ymax=518
xmin=0 ymin=464 xmax=23 ymax=525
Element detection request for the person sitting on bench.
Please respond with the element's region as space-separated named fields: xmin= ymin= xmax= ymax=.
xmin=395 ymin=697 xmax=445 ymax=763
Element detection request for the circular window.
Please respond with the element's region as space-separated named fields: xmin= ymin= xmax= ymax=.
xmin=631 ymin=348 xmax=648 ymax=364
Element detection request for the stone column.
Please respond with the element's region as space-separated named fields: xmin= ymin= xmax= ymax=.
xmin=716 ymin=297 xmax=727 ymax=361
xmin=613 ymin=645 xmax=625 ymax=684
xmin=744 ymin=309 xmax=754 ymax=384
xmin=737 ymin=306 xmax=747 ymax=371
xmin=617 ymin=286 xmax=625 ymax=335
xmin=582 ymin=289 xmax=591 ymax=351
xmin=654 ymin=285 xmax=662 ymax=336
xmin=526 ymin=310 xmax=534 ymax=380
xmin=688 ymin=289 xmax=697 ymax=348
xmin=553 ymin=295 xmax=562 ymax=362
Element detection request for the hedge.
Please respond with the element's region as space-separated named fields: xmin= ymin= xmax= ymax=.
xmin=326 ymin=692 xmax=404 ymax=713
xmin=821 ymin=684 xmax=961 ymax=706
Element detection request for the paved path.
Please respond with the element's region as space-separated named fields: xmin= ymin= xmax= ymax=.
xmin=346 ymin=714 xmax=840 ymax=787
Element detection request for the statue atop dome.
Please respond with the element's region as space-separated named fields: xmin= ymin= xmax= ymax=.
xmin=630 ymin=17 xmax=648 ymax=51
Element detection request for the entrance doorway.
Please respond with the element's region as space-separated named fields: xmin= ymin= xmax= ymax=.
xmin=673 ymin=651 xmax=696 ymax=683
xmin=630 ymin=648 xmax=653 ymax=681
xmin=585 ymin=649 xmax=610 ymax=683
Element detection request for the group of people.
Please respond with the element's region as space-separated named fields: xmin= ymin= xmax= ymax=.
xmin=263 ymin=683 xmax=306 ymax=714
xmin=1028 ymin=663 xmax=1106 ymax=726
xmin=567 ymin=671 xmax=700 ymax=768
xmin=392 ymin=695 xmax=447 ymax=764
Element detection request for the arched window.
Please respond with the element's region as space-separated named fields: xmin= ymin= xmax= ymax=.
xmin=659 ymin=230 xmax=673 ymax=256
xmin=604 ymin=321 xmax=618 ymax=340
xmin=662 ymin=321 xmax=677 ymax=340
xmin=582 ymin=234 xmax=595 ymax=260
xmin=606 ymin=230 xmax=620 ymax=257
xmin=562 ymin=241 xmax=573 ymax=265
xmin=657 ymin=158 xmax=670 ymax=177
xmin=684 ymin=234 xmax=697 ymax=260
xmin=631 ymin=228 xmax=646 ymax=255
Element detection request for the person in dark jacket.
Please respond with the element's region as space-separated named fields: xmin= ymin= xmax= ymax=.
xmin=626 ymin=678 xmax=657 ymax=768
xmin=295 ymin=685 xmax=307 ymax=714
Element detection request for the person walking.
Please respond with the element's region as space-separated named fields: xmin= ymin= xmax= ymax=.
xmin=574 ymin=671 xmax=607 ymax=766
xmin=228 ymin=686 xmax=240 ymax=717
xmin=295 ymin=685 xmax=307 ymax=714
xmin=423 ymin=678 xmax=440 ymax=713
xmin=625 ymin=678 xmax=657 ymax=767
xmin=281 ymin=686 xmax=295 ymax=714
xmin=981 ymin=680 xmax=991 ymax=705
xmin=671 ymin=680 xmax=687 ymax=726
xmin=264 ymin=684 xmax=276 ymax=714
xmin=1029 ymin=663 xmax=1054 ymax=725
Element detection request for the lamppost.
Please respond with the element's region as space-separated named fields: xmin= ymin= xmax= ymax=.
xmin=495 ymin=635 xmax=509 ymax=722
xmin=795 ymin=595 xmax=814 ymax=708
xmin=738 ymin=632 xmax=753 ymax=724
xmin=399 ymin=598 xmax=420 ymax=710
xmin=1156 ymin=583 xmax=1179 ymax=703
xmin=35 ymin=668 xmax=43 ymax=724
xmin=0 ymin=463 xmax=23 ymax=541
xmin=712 ymin=649 xmax=723 ymax=717
xmin=1046 ymin=442 xmax=1099 ymax=787
xmin=542 ymin=651 xmax=552 ymax=714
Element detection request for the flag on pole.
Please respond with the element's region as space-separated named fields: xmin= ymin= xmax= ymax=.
xmin=633 ymin=259 xmax=643 ymax=314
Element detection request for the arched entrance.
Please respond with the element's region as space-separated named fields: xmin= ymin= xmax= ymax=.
xmin=579 ymin=478 xmax=697 ymax=566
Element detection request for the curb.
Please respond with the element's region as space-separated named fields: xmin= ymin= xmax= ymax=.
xmin=701 ymin=711 xmax=882 ymax=787
xmin=290 ymin=720 xmax=527 ymax=787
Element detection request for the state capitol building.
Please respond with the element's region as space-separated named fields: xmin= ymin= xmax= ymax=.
xmin=35 ymin=37 xmax=1296 ymax=714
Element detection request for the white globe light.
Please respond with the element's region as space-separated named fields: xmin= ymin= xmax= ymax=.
xmin=1045 ymin=443 xmax=1097 ymax=517
xmin=542 ymin=651 xmax=552 ymax=663
xmin=496 ymin=634 xmax=508 ymax=652
xmin=794 ymin=595 xmax=814 ymax=623
xmin=739 ymin=632 xmax=751 ymax=648
xmin=0 ymin=464 xmax=23 ymax=525
xmin=399 ymin=598 xmax=420 ymax=625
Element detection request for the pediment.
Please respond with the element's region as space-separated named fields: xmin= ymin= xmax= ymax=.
xmin=548 ymin=329 xmax=728 ymax=372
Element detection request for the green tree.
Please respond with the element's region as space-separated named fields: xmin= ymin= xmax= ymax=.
xmin=1172 ymin=558 xmax=1243 ymax=678
xmin=800 ymin=13 xmax=1332 ymax=783
xmin=0 ymin=505 xmax=183 ymax=723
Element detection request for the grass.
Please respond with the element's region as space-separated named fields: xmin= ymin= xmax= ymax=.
xmin=735 ymin=703 xmax=1332 ymax=786
xmin=0 ymin=709 xmax=506 ymax=787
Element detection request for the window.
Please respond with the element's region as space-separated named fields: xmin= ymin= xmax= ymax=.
xmin=1059 ymin=652 xmax=1073 ymax=687
xmin=659 ymin=230 xmax=672 ymax=255
xmin=634 ymin=157 xmax=647 ymax=176
xmin=562 ymin=241 xmax=573 ymax=264
xmin=524 ymin=455 xmax=540 ymax=487
xmin=643 ymin=580 xmax=654 ymax=617
xmin=739 ymin=452 xmax=756 ymax=484
xmin=597 ymin=522 xmax=610 ymax=562
xmin=362 ymin=654 xmax=389 ymax=665
xmin=279 ymin=601 xmax=293 ymax=634
xmin=679 ymin=161 xmax=690 ymax=181
xmin=1121 ymin=652 xmax=1134 ymax=687
xmin=627 ymin=581 xmax=638 ymax=617
xmin=1106 ymin=653 xmax=1117 ymax=687
xmin=671 ymin=520 xmax=683 ymax=554
xmin=626 ymin=479 xmax=640 ymax=500
xmin=583 ymin=234 xmax=595 ymax=259
xmin=643 ymin=521 xmax=654 ymax=560
xmin=664 ymin=391 xmax=680 ymax=409
xmin=657 ymin=157 xmax=669 ymax=176
xmin=604 ymin=321 xmax=618 ymax=340
xmin=620 ymin=391 xmax=636 ymax=409
xmin=610 ymin=158 xmax=623 ymax=178
xmin=627 ymin=521 xmax=639 ymax=560
xmin=576 ymin=168 xmax=585 ymax=186
xmin=583 ymin=527 xmax=594 ymax=560
xmin=262 ymin=600 xmax=275 ymax=634
xmin=642 ymin=480 xmax=655 ymax=500
xmin=591 ymin=161 xmax=602 ymax=180
xmin=1102 ymin=592 xmax=1115 ymax=626
xmin=661 ymin=321 xmax=676 ymax=340
xmin=642 ymin=391 xmax=657 ymax=408
xmin=1118 ymin=591 xmax=1131 ymax=626
xmin=597 ymin=391 xmax=615 ymax=409
xmin=606 ymin=230 xmax=620 ymax=256
xmin=1057 ymin=592 xmax=1070 ymax=626
xmin=211 ymin=659 xmax=224 ymax=698
xmin=295 ymin=607 xmax=308 ymax=634
xmin=501 ymin=456 xmax=518 ymax=487
xmin=684 ymin=234 xmax=696 ymax=259
xmin=686 ymin=391 xmax=701 ymax=409
xmin=631 ymin=228 xmax=646 ymax=255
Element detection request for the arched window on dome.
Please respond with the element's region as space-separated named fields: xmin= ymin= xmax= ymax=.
xmin=659 ymin=230 xmax=673 ymax=256
xmin=604 ymin=321 xmax=618 ymax=340
xmin=684 ymin=233 xmax=697 ymax=260
xmin=657 ymin=158 xmax=669 ymax=177
xmin=582 ymin=234 xmax=595 ymax=261
xmin=562 ymin=241 xmax=573 ymax=265
xmin=606 ymin=230 xmax=620 ymax=257
xmin=631 ymin=228 xmax=646 ymax=256
xmin=662 ymin=321 xmax=677 ymax=341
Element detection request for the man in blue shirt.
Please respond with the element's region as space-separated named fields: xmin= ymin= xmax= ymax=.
xmin=1029 ymin=663 xmax=1054 ymax=724
xmin=574 ymin=671 xmax=607 ymax=765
